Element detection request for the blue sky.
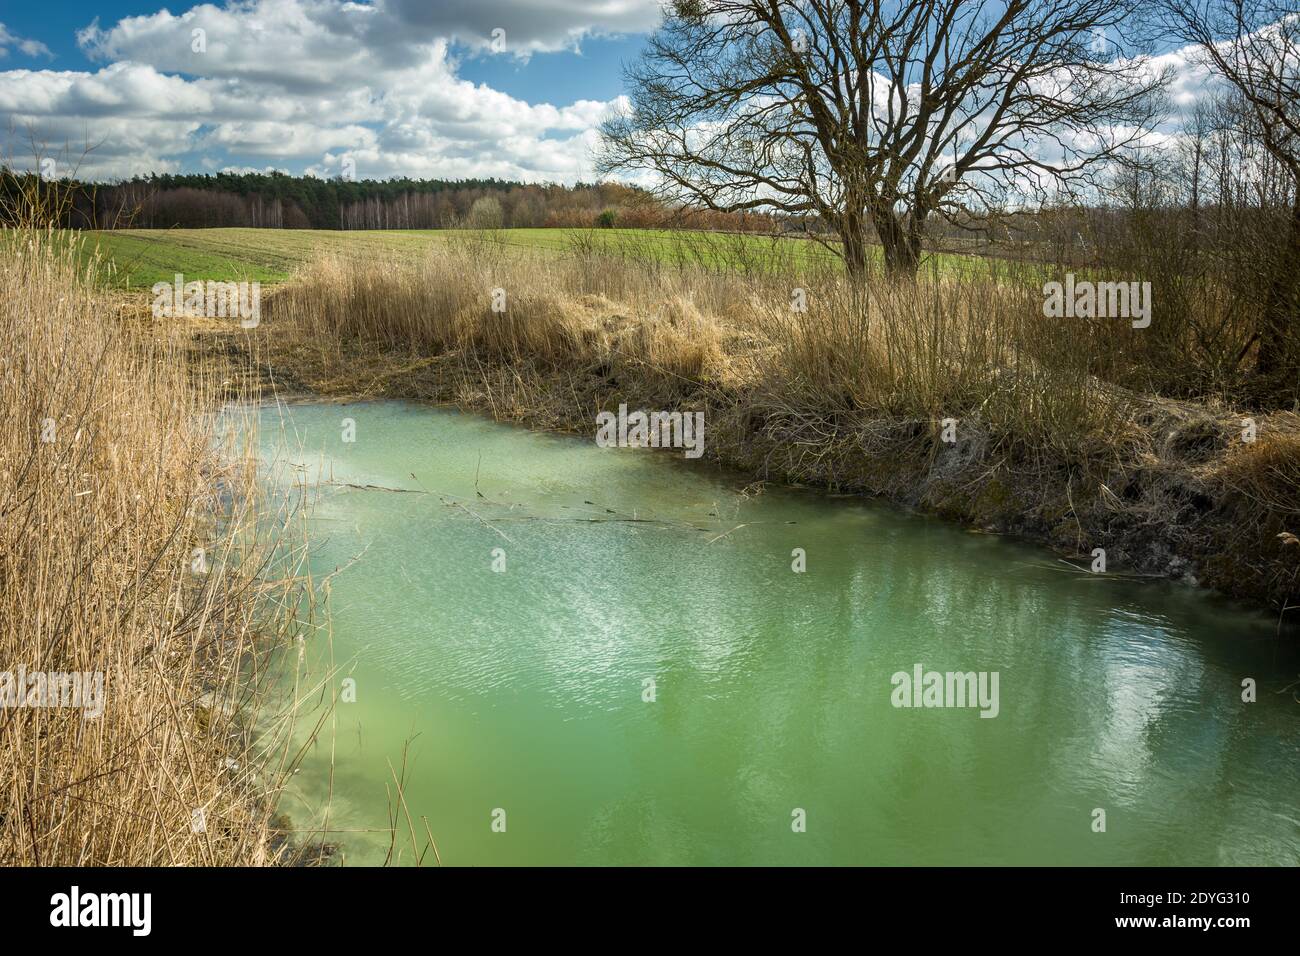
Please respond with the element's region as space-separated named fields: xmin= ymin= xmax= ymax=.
xmin=0 ymin=1 xmax=1223 ymax=185
xmin=456 ymin=35 xmax=641 ymax=106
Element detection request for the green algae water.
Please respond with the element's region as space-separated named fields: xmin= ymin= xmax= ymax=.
xmin=258 ymin=400 xmax=1298 ymax=866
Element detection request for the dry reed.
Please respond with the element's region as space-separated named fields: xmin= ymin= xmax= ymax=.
xmin=0 ymin=227 xmax=320 ymax=865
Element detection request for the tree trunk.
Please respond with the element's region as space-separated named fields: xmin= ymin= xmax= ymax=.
xmin=839 ymin=209 xmax=869 ymax=280
xmin=870 ymin=204 xmax=921 ymax=278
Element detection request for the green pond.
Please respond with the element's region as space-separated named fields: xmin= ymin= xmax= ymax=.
xmin=255 ymin=400 xmax=1298 ymax=866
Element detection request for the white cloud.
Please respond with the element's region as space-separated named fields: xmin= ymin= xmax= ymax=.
xmin=376 ymin=0 xmax=660 ymax=55
xmin=221 ymin=163 xmax=293 ymax=175
xmin=76 ymin=0 xmax=659 ymax=66
xmin=19 ymin=40 xmax=54 ymax=59
xmin=0 ymin=23 xmax=53 ymax=60
xmin=0 ymin=0 xmax=649 ymax=181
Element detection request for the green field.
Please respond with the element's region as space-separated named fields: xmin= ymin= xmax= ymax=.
xmin=84 ymin=228 xmax=452 ymax=287
xmin=82 ymin=226 xmax=1024 ymax=289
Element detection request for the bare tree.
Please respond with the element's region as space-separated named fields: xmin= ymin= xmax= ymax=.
xmin=1177 ymin=98 xmax=1217 ymax=248
xmin=1161 ymin=0 xmax=1299 ymax=381
xmin=467 ymin=195 xmax=505 ymax=230
xmin=599 ymin=0 xmax=1168 ymax=278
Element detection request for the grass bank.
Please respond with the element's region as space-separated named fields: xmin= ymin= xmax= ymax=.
xmin=0 ymin=229 xmax=324 ymax=865
xmin=219 ymin=238 xmax=1300 ymax=619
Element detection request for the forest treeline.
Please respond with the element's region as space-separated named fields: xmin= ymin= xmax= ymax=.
xmin=0 ymin=168 xmax=782 ymax=232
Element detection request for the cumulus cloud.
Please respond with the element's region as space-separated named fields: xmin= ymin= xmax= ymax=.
xmin=76 ymin=0 xmax=659 ymax=66
xmin=376 ymin=0 xmax=660 ymax=54
xmin=1 ymin=0 xmax=649 ymax=181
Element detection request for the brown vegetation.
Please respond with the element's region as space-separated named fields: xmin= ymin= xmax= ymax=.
xmin=0 ymin=228 xmax=323 ymax=865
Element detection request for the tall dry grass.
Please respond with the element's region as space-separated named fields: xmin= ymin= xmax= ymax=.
xmin=270 ymin=237 xmax=753 ymax=415
xmin=0 ymin=228 xmax=315 ymax=865
xmin=272 ymin=236 xmax=1135 ymax=463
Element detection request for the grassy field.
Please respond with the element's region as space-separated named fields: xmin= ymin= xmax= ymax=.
xmin=83 ymin=226 xmax=1014 ymax=288
xmin=86 ymin=227 xmax=453 ymax=287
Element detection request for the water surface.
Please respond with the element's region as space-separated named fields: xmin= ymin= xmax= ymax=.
xmin=259 ymin=400 xmax=1298 ymax=866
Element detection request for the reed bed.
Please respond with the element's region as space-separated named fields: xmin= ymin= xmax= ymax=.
xmin=0 ymin=228 xmax=318 ymax=865
xmin=272 ymin=237 xmax=1133 ymax=457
